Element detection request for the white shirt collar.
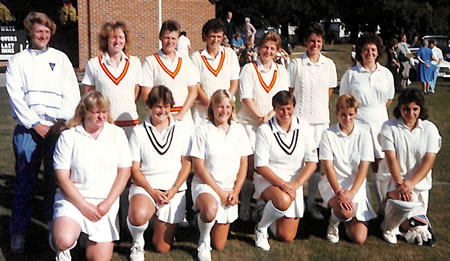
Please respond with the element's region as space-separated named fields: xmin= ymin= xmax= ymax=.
xmin=335 ymin=123 xmax=360 ymax=137
xmin=301 ymin=52 xmax=325 ymax=65
xmin=74 ymin=123 xmax=108 ymax=139
xmin=256 ymin=58 xmax=278 ymax=73
xmin=157 ymin=49 xmax=181 ymax=60
xmin=200 ymin=45 xmax=224 ymax=59
xmin=101 ymin=51 xmax=129 ymax=66
xmin=145 ymin=114 xmax=176 ymax=130
xmin=356 ymin=62 xmax=382 ymax=73
xmin=270 ymin=116 xmax=300 ymax=134
xmin=398 ymin=117 xmax=423 ymax=130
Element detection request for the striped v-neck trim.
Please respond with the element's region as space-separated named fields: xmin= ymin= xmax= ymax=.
xmin=144 ymin=122 xmax=176 ymax=155
xmin=268 ymin=117 xmax=299 ymax=155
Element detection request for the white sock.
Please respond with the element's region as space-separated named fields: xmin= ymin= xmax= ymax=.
xmin=197 ymin=214 xmax=215 ymax=246
xmin=257 ymin=201 xmax=285 ymax=232
xmin=240 ymin=179 xmax=254 ymax=210
xmin=307 ymin=172 xmax=321 ymax=208
xmin=127 ymin=216 xmax=148 ymax=245
xmin=330 ymin=211 xmax=341 ymax=226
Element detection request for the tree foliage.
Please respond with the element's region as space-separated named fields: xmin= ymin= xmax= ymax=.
xmin=216 ymin=0 xmax=450 ymax=43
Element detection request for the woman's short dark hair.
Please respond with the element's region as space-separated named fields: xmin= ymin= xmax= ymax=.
xmin=388 ymin=37 xmax=398 ymax=48
xmin=159 ymin=20 xmax=181 ymax=38
xmin=202 ymin=18 xmax=225 ymax=41
xmin=304 ymin=23 xmax=325 ymax=41
xmin=355 ymin=33 xmax=384 ymax=63
xmin=272 ymin=91 xmax=296 ymax=108
xmin=393 ymin=88 xmax=428 ymax=120
xmin=146 ymin=85 xmax=175 ymax=108
xmin=98 ymin=21 xmax=131 ymax=53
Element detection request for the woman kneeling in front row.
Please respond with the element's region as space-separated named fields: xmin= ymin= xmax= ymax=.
xmin=318 ymin=94 xmax=377 ymax=244
xmin=254 ymin=91 xmax=317 ymax=251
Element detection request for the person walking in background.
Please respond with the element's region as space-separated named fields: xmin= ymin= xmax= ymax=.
xmin=417 ymin=39 xmax=435 ymax=94
xmin=141 ymin=20 xmax=198 ymax=126
xmin=397 ymin=34 xmax=412 ymax=89
xmin=190 ymin=18 xmax=240 ymax=126
xmin=429 ymin=40 xmax=443 ymax=94
xmin=82 ymin=21 xmax=143 ymax=138
xmin=5 ymin=11 xmax=80 ymax=254
xmin=288 ymin=24 xmax=337 ymax=220
xmin=177 ymin=31 xmax=191 ymax=57
xmin=339 ymin=33 xmax=395 ymax=213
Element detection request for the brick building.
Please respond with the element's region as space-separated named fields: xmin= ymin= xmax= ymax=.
xmin=77 ymin=0 xmax=216 ymax=69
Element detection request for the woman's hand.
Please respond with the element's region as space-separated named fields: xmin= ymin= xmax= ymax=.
xmin=161 ymin=187 xmax=178 ymax=204
xmin=97 ymin=199 xmax=112 ymax=217
xmin=336 ymin=190 xmax=355 ymax=211
xmin=226 ymin=190 xmax=240 ymax=206
xmin=396 ymin=181 xmax=413 ymax=201
xmin=280 ymin=182 xmax=297 ymax=200
xmin=80 ymin=202 xmax=102 ymax=222
xmin=150 ymin=189 xmax=168 ymax=205
xmin=218 ymin=189 xmax=229 ymax=206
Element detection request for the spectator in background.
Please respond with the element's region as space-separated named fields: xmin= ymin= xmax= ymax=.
xmin=275 ymin=48 xmax=290 ymax=68
xmin=386 ymin=38 xmax=402 ymax=92
xmin=410 ymin=34 xmax=421 ymax=48
xmin=5 ymin=11 xmax=80 ymax=254
xmin=417 ymin=39 xmax=434 ymax=94
xmin=429 ymin=40 xmax=443 ymax=94
xmin=231 ymin=31 xmax=245 ymax=57
xmin=224 ymin=11 xmax=235 ymax=44
xmin=351 ymin=44 xmax=357 ymax=66
xmin=244 ymin=17 xmax=256 ymax=44
xmin=240 ymin=38 xmax=257 ymax=66
xmin=397 ymin=34 xmax=412 ymax=89
xmin=177 ymin=31 xmax=191 ymax=57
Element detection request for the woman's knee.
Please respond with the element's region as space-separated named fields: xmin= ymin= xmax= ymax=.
xmin=53 ymin=232 xmax=77 ymax=251
xmin=128 ymin=197 xmax=154 ymax=225
xmin=272 ymin=193 xmax=292 ymax=211
xmin=348 ymin=231 xmax=367 ymax=245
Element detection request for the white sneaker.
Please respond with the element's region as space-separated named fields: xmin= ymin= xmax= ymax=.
xmin=254 ymin=226 xmax=270 ymax=251
xmin=309 ymin=206 xmax=324 ymax=220
xmin=382 ymin=228 xmax=398 ymax=244
xmin=326 ymin=222 xmax=339 ymax=244
xmin=129 ymin=241 xmax=145 ymax=261
xmin=197 ymin=242 xmax=212 ymax=261
xmin=239 ymin=206 xmax=251 ymax=222
xmin=10 ymin=234 xmax=25 ymax=254
xmin=56 ymin=250 xmax=71 ymax=261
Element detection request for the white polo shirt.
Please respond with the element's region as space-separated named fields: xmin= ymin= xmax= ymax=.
xmin=339 ymin=63 xmax=395 ymax=127
xmin=288 ymin=53 xmax=337 ymax=124
xmin=129 ymin=115 xmax=192 ymax=191
xmin=190 ymin=121 xmax=253 ymax=190
xmin=378 ymin=118 xmax=441 ymax=191
xmin=319 ymin=123 xmax=374 ymax=184
xmin=238 ymin=59 xmax=289 ymax=125
xmin=53 ymin=122 xmax=131 ymax=199
xmin=82 ymin=52 xmax=143 ymax=123
xmin=431 ymin=46 xmax=443 ymax=65
xmin=142 ymin=50 xmax=198 ymax=124
xmin=255 ymin=116 xmax=318 ymax=181
xmin=191 ymin=46 xmax=240 ymax=98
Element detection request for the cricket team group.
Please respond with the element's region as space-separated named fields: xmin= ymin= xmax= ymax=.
xmin=5 ymin=11 xmax=441 ymax=261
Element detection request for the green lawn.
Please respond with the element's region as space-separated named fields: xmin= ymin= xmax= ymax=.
xmin=0 ymin=45 xmax=449 ymax=260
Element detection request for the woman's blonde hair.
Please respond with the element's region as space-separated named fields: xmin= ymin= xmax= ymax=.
xmin=335 ymin=94 xmax=360 ymax=112
xmin=67 ymin=91 xmax=112 ymax=128
xmin=207 ymin=89 xmax=235 ymax=125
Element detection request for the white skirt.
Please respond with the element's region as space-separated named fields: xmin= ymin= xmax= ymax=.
xmin=318 ymin=177 xmax=377 ymax=222
xmin=53 ymin=191 xmax=120 ymax=242
xmin=191 ymin=182 xmax=238 ymax=224
xmin=253 ymin=174 xmax=305 ymax=218
xmin=128 ymin=185 xmax=186 ymax=224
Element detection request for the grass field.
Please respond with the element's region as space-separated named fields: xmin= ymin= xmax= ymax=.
xmin=0 ymin=45 xmax=449 ymax=260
